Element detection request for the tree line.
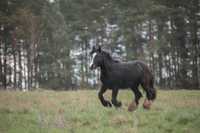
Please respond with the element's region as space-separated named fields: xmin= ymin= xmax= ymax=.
xmin=0 ymin=0 xmax=199 ymax=90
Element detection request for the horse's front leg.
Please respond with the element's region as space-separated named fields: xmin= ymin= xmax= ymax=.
xmin=98 ymin=86 xmax=112 ymax=107
xmin=111 ymin=88 xmax=122 ymax=107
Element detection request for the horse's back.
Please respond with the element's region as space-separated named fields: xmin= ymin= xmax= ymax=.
xmin=115 ymin=60 xmax=148 ymax=74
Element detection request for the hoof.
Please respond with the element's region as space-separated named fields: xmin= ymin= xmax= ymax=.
xmin=112 ymin=101 xmax=122 ymax=108
xmin=103 ymin=101 xmax=112 ymax=107
xmin=128 ymin=101 xmax=137 ymax=112
xmin=143 ymin=99 xmax=152 ymax=109
xmin=106 ymin=102 xmax=112 ymax=107
xmin=116 ymin=101 xmax=122 ymax=107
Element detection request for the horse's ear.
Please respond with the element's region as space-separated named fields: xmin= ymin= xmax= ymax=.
xmin=90 ymin=45 xmax=101 ymax=55
xmin=90 ymin=45 xmax=97 ymax=55
xmin=97 ymin=45 xmax=102 ymax=52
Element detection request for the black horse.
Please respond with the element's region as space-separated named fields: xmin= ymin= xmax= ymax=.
xmin=89 ymin=46 xmax=156 ymax=111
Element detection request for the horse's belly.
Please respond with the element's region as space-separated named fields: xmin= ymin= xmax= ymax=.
xmin=101 ymin=78 xmax=138 ymax=89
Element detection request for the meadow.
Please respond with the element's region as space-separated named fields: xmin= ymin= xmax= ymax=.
xmin=0 ymin=89 xmax=200 ymax=133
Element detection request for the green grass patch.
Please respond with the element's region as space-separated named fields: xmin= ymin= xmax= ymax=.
xmin=0 ymin=90 xmax=200 ymax=133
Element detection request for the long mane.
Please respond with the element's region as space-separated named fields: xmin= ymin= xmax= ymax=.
xmin=102 ymin=50 xmax=120 ymax=63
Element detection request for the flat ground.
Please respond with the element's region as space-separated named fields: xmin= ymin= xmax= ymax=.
xmin=0 ymin=89 xmax=200 ymax=133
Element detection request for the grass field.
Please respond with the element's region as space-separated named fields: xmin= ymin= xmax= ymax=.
xmin=0 ymin=89 xmax=200 ymax=133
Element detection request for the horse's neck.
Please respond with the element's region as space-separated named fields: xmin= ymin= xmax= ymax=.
xmin=100 ymin=59 xmax=114 ymax=76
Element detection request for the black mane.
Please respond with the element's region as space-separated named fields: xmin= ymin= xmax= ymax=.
xmin=101 ymin=50 xmax=120 ymax=63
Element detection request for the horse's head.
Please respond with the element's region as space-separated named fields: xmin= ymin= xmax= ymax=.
xmin=89 ymin=45 xmax=116 ymax=70
xmin=89 ymin=46 xmax=104 ymax=70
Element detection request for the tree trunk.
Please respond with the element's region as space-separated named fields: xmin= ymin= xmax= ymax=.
xmin=27 ymin=46 xmax=31 ymax=90
xmin=0 ymin=44 xmax=2 ymax=88
xmin=3 ymin=39 xmax=7 ymax=89
xmin=190 ymin=0 xmax=199 ymax=89
xmin=13 ymin=48 xmax=17 ymax=89
xmin=18 ymin=44 xmax=22 ymax=90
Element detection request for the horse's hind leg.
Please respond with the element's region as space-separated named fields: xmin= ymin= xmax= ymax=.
xmin=111 ymin=88 xmax=122 ymax=107
xmin=98 ymin=85 xmax=112 ymax=107
xmin=141 ymin=77 xmax=156 ymax=109
xmin=141 ymin=78 xmax=156 ymax=101
xmin=128 ymin=87 xmax=142 ymax=112
xmin=132 ymin=88 xmax=143 ymax=105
